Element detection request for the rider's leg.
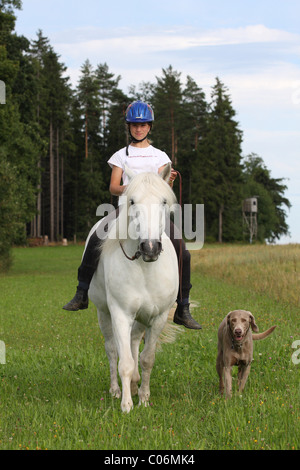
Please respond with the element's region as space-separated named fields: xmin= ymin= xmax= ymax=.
xmin=63 ymin=209 xmax=118 ymax=311
xmin=62 ymin=231 xmax=101 ymax=311
xmin=168 ymin=220 xmax=202 ymax=330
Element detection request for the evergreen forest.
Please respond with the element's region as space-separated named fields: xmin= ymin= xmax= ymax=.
xmin=0 ymin=1 xmax=291 ymax=271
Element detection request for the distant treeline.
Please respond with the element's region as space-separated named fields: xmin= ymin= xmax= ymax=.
xmin=0 ymin=1 xmax=291 ymax=270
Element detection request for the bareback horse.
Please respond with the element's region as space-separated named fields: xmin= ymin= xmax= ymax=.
xmin=88 ymin=164 xmax=179 ymax=412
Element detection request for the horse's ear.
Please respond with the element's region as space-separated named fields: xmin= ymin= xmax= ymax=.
xmin=124 ymin=164 xmax=136 ymax=181
xmin=160 ymin=163 xmax=171 ymax=182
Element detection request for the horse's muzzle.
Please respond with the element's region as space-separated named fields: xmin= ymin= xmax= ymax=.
xmin=139 ymin=239 xmax=162 ymax=262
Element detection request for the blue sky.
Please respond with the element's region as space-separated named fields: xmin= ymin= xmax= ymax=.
xmin=15 ymin=0 xmax=300 ymax=243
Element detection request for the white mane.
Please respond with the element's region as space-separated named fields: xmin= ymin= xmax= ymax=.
xmin=125 ymin=171 xmax=176 ymax=206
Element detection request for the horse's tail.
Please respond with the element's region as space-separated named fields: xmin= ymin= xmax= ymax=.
xmin=156 ymin=307 xmax=183 ymax=351
xmin=156 ymin=321 xmax=182 ymax=351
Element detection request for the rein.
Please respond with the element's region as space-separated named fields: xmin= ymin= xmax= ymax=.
xmin=174 ymin=170 xmax=183 ymax=302
xmin=119 ymin=242 xmax=141 ymax=261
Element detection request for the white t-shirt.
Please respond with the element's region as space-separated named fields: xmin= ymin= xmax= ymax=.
xmin=107 ymin=145 xmax=171 ymax=186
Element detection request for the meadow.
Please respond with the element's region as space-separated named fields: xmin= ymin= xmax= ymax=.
xmin=0 ymin=243 xmax=299 ymax=451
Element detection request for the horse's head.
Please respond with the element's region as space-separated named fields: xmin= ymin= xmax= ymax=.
xmin=123 ymin=164 xmax=176 ymax=262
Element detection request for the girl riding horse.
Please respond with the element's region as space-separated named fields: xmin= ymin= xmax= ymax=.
xmin=63 ymin=100 xmax=201 ymax=330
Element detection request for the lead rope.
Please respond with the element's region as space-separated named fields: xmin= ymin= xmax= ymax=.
xmin=119 ymin=241 xmax=141 ymax=261
xmin=173 ymin=170 xmax=183 ymax=303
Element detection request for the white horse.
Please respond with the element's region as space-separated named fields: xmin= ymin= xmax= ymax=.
xmin=88 ymin=164 xmax=179 ymax=412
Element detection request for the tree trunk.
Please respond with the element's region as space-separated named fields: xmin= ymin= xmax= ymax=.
xmin=36 ymin=65 xmax=41 ymax=238
xmin=60 ymin=154 xmax=64 ymax=239
xmin=171 ymin=107 xmax=175 ymax=164
xmin=85 ymin=112 xmax=88 ymax=159
xmin=30 ymin=216 xmax=37 ymax=237
xmin=56 ymin=127 xmax=60 ymax=240
xmin=37 ymin=157 xmax=42 ymax=237
xmin=49 ymin=119 xmax=55 ymax=242
xmin=218 ymin=204 xmax=224 ymax=243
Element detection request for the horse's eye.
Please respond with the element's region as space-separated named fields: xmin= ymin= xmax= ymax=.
xmin=129 ymin=198 xmax=134 ymax=206
xmin=163 ymin=198 xmax=167 ymax=205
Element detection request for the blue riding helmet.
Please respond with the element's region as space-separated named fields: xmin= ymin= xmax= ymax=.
xmin=125 ymin=100 xmax=154 ymax=123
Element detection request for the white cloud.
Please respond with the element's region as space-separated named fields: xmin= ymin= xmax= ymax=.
xmin=56 ymin=23 xmax=300 ymax=98
xmin=197 ymin=24 xmax=298 ymax=46
xmin=224 ymin=67 xmax=300 ymax=114
xmin=55 ymin=24 xmax=299 ymax=54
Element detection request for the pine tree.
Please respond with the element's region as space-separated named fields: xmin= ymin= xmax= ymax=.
xmin=73 ymin=61 xmax=105 ymax=235
xmin=96 ymin=63 xmax=128 ymax=197
xmin=180 ymin=76 xmax=208 ymax=204
xmin=27 ymin=32 xmax=72 ymax=241
xmin=29 ymin=30 xmax=50 ymax=238
xmin=96 ymin=62 xmax=121 ymax=149
xmin=152 ymin=66 xmax=183 ymax=165
xmin=202 ymin=78 xmax=243 ymax=242
xmin=77 ymin=60 xmax=100 ymax=160
xmin=0 ymin=0 xmax=42 ymax=268
xmin=43 ymin=47 xmax=70 ymax=241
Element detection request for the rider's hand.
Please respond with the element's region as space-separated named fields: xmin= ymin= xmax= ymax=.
xmin=169 ymin=169 xmax=177 ymax=186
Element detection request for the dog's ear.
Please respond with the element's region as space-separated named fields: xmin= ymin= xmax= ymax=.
xmin=226 ymin=312 xmax=232 ymax=325
xmin=249 ymin=313 xmax=259 ymax=332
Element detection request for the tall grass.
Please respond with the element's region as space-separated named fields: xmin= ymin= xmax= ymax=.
xmin=0 ymin=244 xmax=299 ymax=450
xmin=192 ymin=243 xmax=300 ymax=307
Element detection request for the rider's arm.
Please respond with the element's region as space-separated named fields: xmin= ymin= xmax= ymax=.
xmin=109 ymin=165 xmax=126 ymax=196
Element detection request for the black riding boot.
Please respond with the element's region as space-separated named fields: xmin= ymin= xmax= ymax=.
xmin=63 ymin=286 xmax=88 ymax=311
xmin=62 ymin=232 xmax=101 ymax=311
xmin=173 ymin=303 xmax=202 ymax=330
xmin=63 ymin=209 xmax=118 ymax=312
xmin=168 ymin=221 xmax=202 ymax=330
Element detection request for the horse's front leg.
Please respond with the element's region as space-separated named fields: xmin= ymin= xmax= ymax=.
xmin=97 ymin=309 xmax=120 ymax=399
xmin=111 ymin=311 xmax=135 ymax=413
xmin=131 ymin=322 xmax=145 ymax=396
xmin=138 ymin=312 xmax=168 ymax=408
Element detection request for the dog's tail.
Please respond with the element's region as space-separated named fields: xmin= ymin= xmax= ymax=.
xmin=253 ymin=325 xmax=276 ymax=341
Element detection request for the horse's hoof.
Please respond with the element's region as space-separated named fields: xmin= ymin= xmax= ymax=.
xmin=138 ymin=399 xmax=150 ymax=408
xmin=110 ymin=387 xmax=121 ymax=399
xmin=138 ymin=390 xmax=150 ymax=408
xmin=121 ymin=400 xmax=133 ymax=413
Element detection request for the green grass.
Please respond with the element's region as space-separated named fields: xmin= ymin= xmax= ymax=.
xmin=0 ymin=245 xmax=299 ymax=450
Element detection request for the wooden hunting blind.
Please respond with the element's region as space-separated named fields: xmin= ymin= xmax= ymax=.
xmin=242 ymin=197 xmax=258 ymax=243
